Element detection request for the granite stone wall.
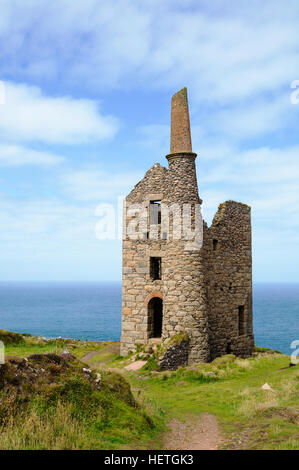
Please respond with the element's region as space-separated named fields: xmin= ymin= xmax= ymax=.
xmin=205 ymin=201 xmax=254 ymax=359
xmin=120 ymin=88 xmax=254 ymax=365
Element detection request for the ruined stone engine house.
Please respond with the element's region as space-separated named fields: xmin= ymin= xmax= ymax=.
xmin=120 ymin=88 xmax=254 ymax=365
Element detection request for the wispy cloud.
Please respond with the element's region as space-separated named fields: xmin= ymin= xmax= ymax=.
xmin=0 ymin=197 xmax=121 ymax=280
xmin=0 ymin=144 xmax=64 ymax=167
xmin=0 ymin=0 xmax=298 ymax=281
xmin=61 ymin=167 xmax=143 ymax=201
xmin=200 ymin=144 xmax=299 ymax=235
xmin=0 ymin=1 xmax=298 ymax=102
xmin=0 ymin=82 xmax=119 ymax=144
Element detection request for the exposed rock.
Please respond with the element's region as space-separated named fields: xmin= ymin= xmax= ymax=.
xmin=159 ymin=333 xmax=190 ymax=371
xmin=261 ymin=382 xmax=276 ymax=392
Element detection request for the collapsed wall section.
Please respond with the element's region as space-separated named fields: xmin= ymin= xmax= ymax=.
xmin=205 ymin=200 xmax=254 ymax=359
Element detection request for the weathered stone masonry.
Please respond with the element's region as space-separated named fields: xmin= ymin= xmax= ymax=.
xmin=120 ymin=87 xmax=254 ymax=365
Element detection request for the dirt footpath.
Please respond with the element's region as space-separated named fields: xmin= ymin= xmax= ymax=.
xmin=163 ymin=413 xmax=224 ymax=450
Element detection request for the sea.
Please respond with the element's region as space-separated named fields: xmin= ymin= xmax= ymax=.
xmin=0 ymin=282 xmax=298 ymax=356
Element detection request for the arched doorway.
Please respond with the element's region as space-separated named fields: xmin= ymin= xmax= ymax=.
xmin=148 ymin=297 xmax=163 ymax=338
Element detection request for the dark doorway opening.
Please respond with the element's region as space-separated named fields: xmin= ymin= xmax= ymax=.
xmin=148 ymin=297 xmax=163 ymax=338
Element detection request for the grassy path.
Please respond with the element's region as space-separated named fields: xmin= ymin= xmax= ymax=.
xmin=2 ymin=333 xmax=298 ymax=450
xmin=162 ymin=413 xmax=224 ymax=450
xmin=126 ymin=354 xmax=298 ymax=450
xmin=65 ymin=342 xmax=299 ymax=450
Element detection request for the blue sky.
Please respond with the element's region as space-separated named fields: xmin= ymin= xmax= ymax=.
xmin=0 ymin=0 xmax=298 ymax=282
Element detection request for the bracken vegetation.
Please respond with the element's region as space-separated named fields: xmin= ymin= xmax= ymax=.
xmin=0 ymin=330 xmax=298 ymax=450
xmin=0 ymin=342 xmax=162 ymax=450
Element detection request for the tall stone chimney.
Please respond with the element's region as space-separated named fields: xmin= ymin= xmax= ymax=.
xmin=166 ymin=87 xmax=200 ymax=203
xmin=164 ymin=87 xmax=209 ymax=364
xmin=170 ymin=87 xmax=192 ymax=154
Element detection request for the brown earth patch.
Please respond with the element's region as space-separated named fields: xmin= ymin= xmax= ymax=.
xmin=163 ymin=413 xmax=224 ymax=450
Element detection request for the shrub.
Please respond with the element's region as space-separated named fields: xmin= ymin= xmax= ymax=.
xmin=0 ymin=330 xmax=25 ymax=345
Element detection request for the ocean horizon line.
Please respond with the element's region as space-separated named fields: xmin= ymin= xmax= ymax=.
xmin=0 ymin=280 xmax=298 ymax=285
xmin=0 ymin=281 xmax=297 ymax=354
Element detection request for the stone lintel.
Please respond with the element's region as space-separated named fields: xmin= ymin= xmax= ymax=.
xmin=148 ymin=250 xmax=163 ymax=257
xmin=147 ymin=193 xmax=163 ymax=201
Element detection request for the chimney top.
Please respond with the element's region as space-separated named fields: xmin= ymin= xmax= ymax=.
xmin=170 ymin=87 xmax=192 ymax=154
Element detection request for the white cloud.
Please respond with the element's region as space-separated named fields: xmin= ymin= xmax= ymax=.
xmin=61 ymin=167 xmax=143 ymax=201
xmin=0 ymin=197 xmax=98 ymax=247
xmin=0 ymin=200 xmax=61 ymax=237
xmin=199 ymin=143 xmax=299 ymax=231
xmin=143 ymin=3 xmax=299 ymax=103
xmin=0 ymin=0 xmax=151 ymax=89
xmin=0 ymin=1 xmax=298 ymax=103
xmin=0 ymin=0 xmax=298 ymax=281
xmin=0 ymin=144 xmax=64 ymax=166
xmin=0 ymin=1 xmax=298 ymax=144
xmin=0 ymin=196 xmax=122 ymax=281
xmin=207 ymin=95 xmax=296 ymax=140
xmin=0 ymin=82 xmax=119 ymax=144
xmin=235 ymin=146 xmax=299 ymax=184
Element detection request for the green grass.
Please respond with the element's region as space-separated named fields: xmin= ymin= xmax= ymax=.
xmin=4 ymin=333 xmax=108 ymax=361
xmin=0 ymin=329 xmax=25 ymax=345
xmin=1 ymin=330 xmax=298 ymax=450
xmin=69 ymin=341 xmax=111 ymax=359
xmin=6 ymin=340 xmax=62 ymax=357
xmin=0 ymin=351 xmax=163 ymax=450
xmin=128 ymin=353 xmax=299 ymax=450
xmin=90 ymin=351 xmax=118 ymax=363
